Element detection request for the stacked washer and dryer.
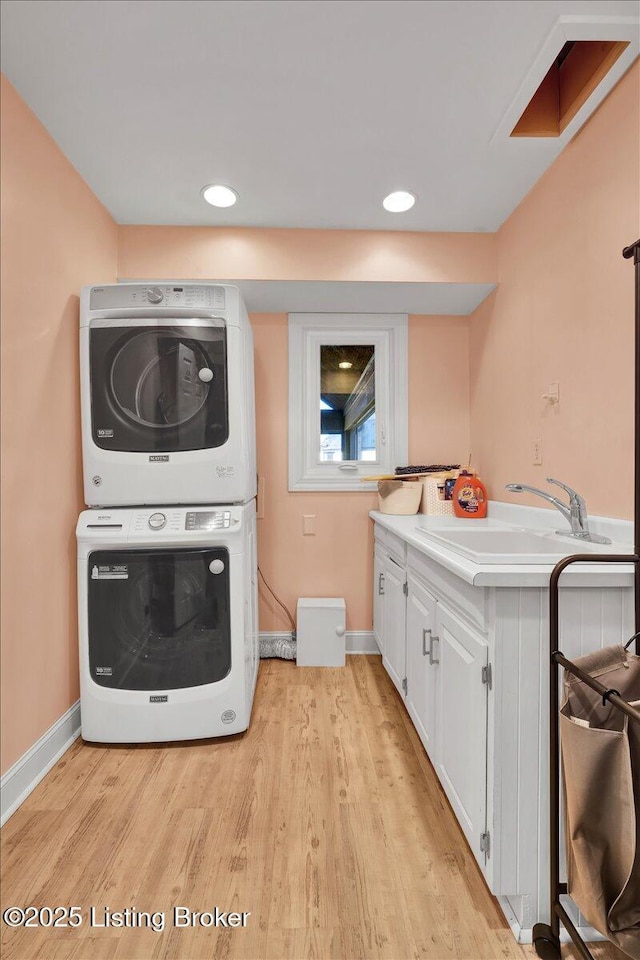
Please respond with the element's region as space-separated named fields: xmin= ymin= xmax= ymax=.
xmin=76 ymin=283 xmax=258 ymax=743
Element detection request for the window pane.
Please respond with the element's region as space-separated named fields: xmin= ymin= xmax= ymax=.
xmin=320 ymin=434 xmax=343 ymax=462
xmin=355 ymin=411 xmax=376 ymax=461
xmin=319 ymin=344 xmax=376 ymax=462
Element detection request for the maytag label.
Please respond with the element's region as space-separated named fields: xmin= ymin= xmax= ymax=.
xmin=95 ymin=666 xmax=113 ymax=676
xmin=150 ymin=695 xmax=168 ymax=703
xmin=149 ymin=455 xmax=170 ymax=462
xmin=91 ymin=564 xmax=128 ymax=580
xmin=97 ymin=428 xmax=114 ymax=438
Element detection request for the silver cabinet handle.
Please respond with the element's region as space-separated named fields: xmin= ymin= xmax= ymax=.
xmin=422 ymin=627 xmax=431 ymax=656
xmin=378 ymin=573 xmax=385 ymax=595
xmin=429 ymin=635 xmax=440 ymax=665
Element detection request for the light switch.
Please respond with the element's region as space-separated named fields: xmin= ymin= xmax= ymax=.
xmin=303 ymin=514 xmax=316 ymax=535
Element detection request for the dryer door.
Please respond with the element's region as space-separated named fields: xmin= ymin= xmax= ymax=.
xmin=90 ymin=322 xmax=228 ymax=452
xmin=88 ymin=547 xmax=231 ymax=690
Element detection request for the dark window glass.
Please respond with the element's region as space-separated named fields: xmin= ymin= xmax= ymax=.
xmin=90 ymin=325 xmax=228 ymax=452
xmin=88 ymin=548 xmax=231 ymax=690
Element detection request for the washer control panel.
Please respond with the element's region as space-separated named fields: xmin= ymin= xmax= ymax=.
xmin=90 ymin=284 xmax=226 ymax=311
xmin=145 ymin=286 xmax=164 ymax=304
xmin=78 ymin=508 xmax=245 ymax=543
xmin=185 ymin=510 xmax=231 ymax=531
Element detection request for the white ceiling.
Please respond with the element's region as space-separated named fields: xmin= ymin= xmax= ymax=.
xmin=1 ymin=0 xmax=638 ymax=232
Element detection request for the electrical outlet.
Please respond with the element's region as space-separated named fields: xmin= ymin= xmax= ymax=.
xmin=533 ymin=439 xmax=543 ymax=466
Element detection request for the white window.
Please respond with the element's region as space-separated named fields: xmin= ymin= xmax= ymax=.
xmin=288 ymin=314 xmax=408 ymax=491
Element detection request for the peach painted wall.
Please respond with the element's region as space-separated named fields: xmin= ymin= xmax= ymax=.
xmin=254 ymin=313 xmax=470 ymax=631
xmin=0 ymin=76 xmax=117 ymax=774
xmin=470 ymin=62 xmax=640 ymax=520
xmin=117 ymin=224 xmax=475 ymax=632
xmin=118 ymin=225 xmax=496 ymax=283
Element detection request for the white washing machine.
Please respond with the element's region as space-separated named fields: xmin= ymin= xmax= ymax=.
xmin=76 ymin=502 xmax=258 ymax=743
xmin=80 ymin=282 xmax=256 ymax=507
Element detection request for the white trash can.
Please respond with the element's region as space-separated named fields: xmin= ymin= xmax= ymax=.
xmin=296 ymin=598 xmax=346 ymax=667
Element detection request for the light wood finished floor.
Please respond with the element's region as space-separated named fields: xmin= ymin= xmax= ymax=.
xmin=1 ymin=656 xmax=627 ymax=960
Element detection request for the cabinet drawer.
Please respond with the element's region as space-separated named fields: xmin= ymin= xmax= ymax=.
xmin=408 ymin=545 xmax=487 ymax=634
xmin=374 ymin=523 xmax=407 ymax=568
xmin=385 ymin=531 xmax=406 ymax=567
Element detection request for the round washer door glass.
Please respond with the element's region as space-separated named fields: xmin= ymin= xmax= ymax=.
xmin=111 ymin=332 xmax=210 ymax=427
xmin=90 ymin=324 xmax=228 ymax=452
xmin=88 ymin=547 xmax=231 ymax=690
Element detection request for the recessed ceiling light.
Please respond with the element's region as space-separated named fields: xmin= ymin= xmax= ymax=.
xmin=202 ymin=184 xmax=238 ymax=208
xmin=382 ymin=190 xmax=416 ymax=213
xmin=339 ymin=361 xmax=353 ymax=369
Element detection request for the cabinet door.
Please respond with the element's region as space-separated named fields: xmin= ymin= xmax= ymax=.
xmin=382 ymin=554 xmax=406 ymax=697
xmin=406 ymin=576 xmax=438 ymax=759
xmin=435 ymin=604 xmax=488 ymax=863
xmin=373 ymin=543 xmax=385 ymax=655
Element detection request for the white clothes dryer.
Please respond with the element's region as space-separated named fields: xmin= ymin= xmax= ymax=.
xmin=80 ymin=283 xmax=256 ymax=507
xmin=76 ymin=502 xmax=258 ymax=743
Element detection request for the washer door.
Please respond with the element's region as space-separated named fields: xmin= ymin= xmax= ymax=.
xmin=90 ymin=323 xmax=228 ymax=452
xmin=88 ymin=548 xmax=231 ymax=690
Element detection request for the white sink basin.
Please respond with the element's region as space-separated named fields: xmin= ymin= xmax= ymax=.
xmin=414 ymin=524 xmax=621 ymax=564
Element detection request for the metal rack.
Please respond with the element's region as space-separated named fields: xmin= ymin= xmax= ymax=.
xmin=532 ymin=239 xmax=640 ymax=960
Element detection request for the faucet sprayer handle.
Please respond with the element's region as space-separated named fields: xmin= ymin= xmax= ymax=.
xmin=546 ymin=477 xmax=583 ymax=504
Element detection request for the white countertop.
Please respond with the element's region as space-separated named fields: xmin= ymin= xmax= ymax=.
xmin=370 ymin=503 xmax=636 ymax=588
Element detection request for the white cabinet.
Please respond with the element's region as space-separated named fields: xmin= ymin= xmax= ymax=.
xmin=376 ymin=537 xmax=490 ymax=873
xmin=372 ymin=515 xmax=634 ymax=942
xmin=382 ymin=553 xmax=407 ymax=697
xmin=435 ymin=604 xmax=489 ymax=860
xmin=405 ymin=575 xmax=438 ymax=759
xmin=373 ymin=541 xmax=385 ymax=655
xmin=374 ymin=525 xmax=492 ymax=877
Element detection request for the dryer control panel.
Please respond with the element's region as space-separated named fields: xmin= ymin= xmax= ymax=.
xmin=90 ymin=284 xmax=226 ymax=310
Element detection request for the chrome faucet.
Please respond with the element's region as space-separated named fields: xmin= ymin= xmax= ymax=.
xmin=505 ymin=477 xmax=611 ymax=545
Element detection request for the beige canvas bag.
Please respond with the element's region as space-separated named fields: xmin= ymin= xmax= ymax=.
xmin=560 ymin=645 xmax=640 ymax=958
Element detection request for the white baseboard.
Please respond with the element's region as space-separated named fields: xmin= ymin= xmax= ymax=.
xmin=497 ymin=896 xmax=605 ymax=945
xmin=259 ymin=630 xmax=379 ymax=655
xmin=1 ymin=701 xmax=81 ymax=826
xmin=345 ymin=631 xmax=378 ymax=654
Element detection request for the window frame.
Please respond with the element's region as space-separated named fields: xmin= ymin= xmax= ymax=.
xmin=288 ymin=313 xmax=408 ymax=491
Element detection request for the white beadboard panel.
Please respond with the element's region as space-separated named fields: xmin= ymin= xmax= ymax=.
xmin=492 ymin=584 xmax=634 ymax=930
xmin=497 ymin=896 xmax=607 ymax=946
xmin=491 ymin=588 xmax=545 ymax=900
xmin=556 ymin=586 xmax=634 ymax=657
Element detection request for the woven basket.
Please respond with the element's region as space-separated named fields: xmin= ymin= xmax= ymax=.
xmin=378 ymin=480 xmax=422 ymax=515
xmin=420 ymin=475 xmax=455 ymax=516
